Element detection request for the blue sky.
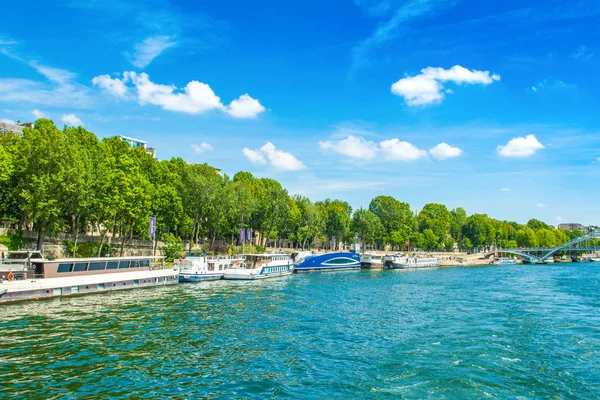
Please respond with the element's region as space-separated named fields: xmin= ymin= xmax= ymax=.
xmin=1 ymin=0 xmax=599 ymax=225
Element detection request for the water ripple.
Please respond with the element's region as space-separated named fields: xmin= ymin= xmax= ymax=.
xmin=1 ymin=265 xmax=600 ymax=398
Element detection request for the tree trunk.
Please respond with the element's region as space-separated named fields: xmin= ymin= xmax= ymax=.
xmin=36 ymin=224 xmax=44 ymax=252
xmin=72 ymin=215 xmax=81 ymax=258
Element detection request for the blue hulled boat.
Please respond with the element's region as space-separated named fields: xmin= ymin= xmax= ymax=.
xmin=293 ymin=252 xmax=361 ymax=273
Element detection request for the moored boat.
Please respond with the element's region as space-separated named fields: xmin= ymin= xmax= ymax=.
xmin=384 ymin=254 xmax=440 ymax=269
xmin=0 ymin=251 xmax=177 ymax=303
xmin=223 ymin=253 xmax=293 ymax=280
xmin=294 ymin=252 xmax=361 ymax=273
xmin=491 ymin=257 xmax=517 ymax=266
xmin=176 ymin=254 xmax=245 ymax=282
xmin=361 ymin=253 xmax=384 ymax=269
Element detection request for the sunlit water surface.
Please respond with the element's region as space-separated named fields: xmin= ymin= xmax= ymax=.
xmin=2 ymin=264 xmax=600 ymax=399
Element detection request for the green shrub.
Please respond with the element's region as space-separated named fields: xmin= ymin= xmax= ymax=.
xmin=0 ymin=232 xmax=25 ymax=250
xmin=161 ymin=233 xmax=184 ymax=262
xmin=255 ymin=245 xmax=265 ymax=254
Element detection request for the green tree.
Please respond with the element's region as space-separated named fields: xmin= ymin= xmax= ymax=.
xmin=369 ymin=195 xmax=413 ymax=248
xmin=352 ymin=208 xmax=383 ymax=252
xmin=161 ymin=233 xmax=184 ymax=262
xmin=516 ymin=227 xmax=538 ymax=248
xmin=418 ymin=203 xmax=451 ymax=248
xmin=450 ymin=207 xmax=467 ymax=242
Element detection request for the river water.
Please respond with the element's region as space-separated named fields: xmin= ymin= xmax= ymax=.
xmin=2 ymin=264 xmax=600 ymax=399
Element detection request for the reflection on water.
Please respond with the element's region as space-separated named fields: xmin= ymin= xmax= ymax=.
xmin=2 ymin=266 xmax=600 ymax=398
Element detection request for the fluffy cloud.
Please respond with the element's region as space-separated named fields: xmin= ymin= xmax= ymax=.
xmin=497 ymin=134 xmax=544 ymax=157
xmin=61 ymin=113 xmax=83 ymax=126
xmin=226 ymin=94 xmax=266 ymax=119
xmin=129 ymin=35 xmax=177 ymax=69
xmin=243 ymin=148 xmax=267 ymax=165
xmin=391 ymin=65 xmax=500 ymax=106
xmin=92 ymin=72 xmax=266 ymax=119
xmin=0 ymin=118 xmax=16 ymax=124
xmin=380 ymin=138 xmax=427 ymax=161
xmin=92 ymin=74 xmax=129 ymax=98
xmin=243 ymin=142 xmax=305 ymax=171
xmin=429 ymin=142 xmax=462 ymax=160
xmin=32 ymin=109 xmax=45 ymax=118
xmin=319 ymin=135 xmax=459 ymax=162
xmin=319 ymin=135 xmax=379 ymax=160
xmin=191 ymin=143 xmax=213 ymax=153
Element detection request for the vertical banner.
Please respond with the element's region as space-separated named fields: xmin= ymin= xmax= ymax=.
xmin=330 ymin=236 xmax=335 ymax=249
xmin=149 ymin=216 xmax=156 ymax=238
xmin=239 ymin=228 xmax=245 ymax=244
xmin=405 ymin=239 xmax=410 ymax=249
xmin=247 ymin=228 xmax=252 ymax=245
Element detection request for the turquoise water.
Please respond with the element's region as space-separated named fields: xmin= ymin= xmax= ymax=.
xmin=2 ymin=265 xmax=600 ymax=399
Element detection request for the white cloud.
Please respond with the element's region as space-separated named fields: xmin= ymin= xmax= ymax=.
xmin=537 ymin=203 xmax=547 ymax=208
xmin=32 ymin=109 xmax=45 ymax=118
xmin=191 ymin=142 xmax=213 ymax=153
xmin=380 ymin=138 xmax=427 ymax=161
xmin=497 ymin=134 xmax=544 ymax=157
xmin=570 ymin=46 xmax=594 ymax=61
xmin=261 ymin=142 xmax=306 ymax=171
xmin=531 ymin=79 xmax=574 ymax=92
xmin=61 ymin=113 xmax=84 ymax=126
xmin=391 ymin=65 xmax=500 ymax=106
xmin=500 ymin=188 xmax=511 ymax=192
xmin=92 ymin=72 xmax=265 ymax=119
xmin=319 ymin=135 xmax=379 ymax=160
xmin=243 ymin=148 xmax=267 ymax=165
xmin=129 ymin=35 xmax=177 ymax=69
xmin=243 ymin=142 xmax=305 ymax=171
xmin=429 ymin=142 xmax=462 ymax=160
xmin=225 ymin=94 xmax=266 ymax=119
xmin=556 ymin=216 xmax=562 ymax=221
xmin=0 ymin=118 xmax=16 ymax=124
xmin=92 ymin=74 xmax=128 ymax=98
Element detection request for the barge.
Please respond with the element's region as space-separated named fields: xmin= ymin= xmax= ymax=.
xmin=0 ymin=251 xmax=177 ymax=303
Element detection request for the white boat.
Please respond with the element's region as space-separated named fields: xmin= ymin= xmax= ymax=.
xmin=491 ymin=257 xmax=517 ymax=266
xmin=176 ymin=254 xmax=245 ymax=282
xmin=0 ymin=251 xmax=177 ymax=303
xmin=384 ymin=254 xmax=440 ymax=269
xmin=223 ymin=253 xmax=293 ymax=280
xmin=361 ymin=253 xmax=385 ymax=269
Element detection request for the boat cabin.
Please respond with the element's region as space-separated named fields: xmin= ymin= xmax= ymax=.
xmin=1 ymin=251 xmax=164 ymax=281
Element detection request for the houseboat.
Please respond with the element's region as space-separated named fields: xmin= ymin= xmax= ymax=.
xmin=384 ymin=254 xmax=441 ymax=269
xmin=294 ymin=252 xmax=361 ymax=273
xmin=361 ymin=253 xmax=385 ymax=269
xmin=176 ymin=254 xmax=245 ymax=282
xmin=222 ymin=253 xmax=293 ymax=280
xmin=0 ymin=251 xmax=177 ymax=303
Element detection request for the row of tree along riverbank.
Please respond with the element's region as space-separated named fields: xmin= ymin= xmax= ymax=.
xmin=0 ymin=119 xmax=591 ymax=255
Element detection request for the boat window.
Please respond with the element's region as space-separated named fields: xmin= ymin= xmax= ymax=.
xmin=89 ymin=262 xmax=106 ymax=271
xmin=57 ymin=263 xmax=73 ymax=273
xmin=73 ymin=263 xmax=88 ymax=272
xmin=139 ymin=259 xmax=150 ymax=267
xmin=130 ymin=260 xmax=140 ymax=268
xmin=30 ymin=252 xmax=44 ymax=259
xmin=107 ymin=261 xmax=119 ymax=270
xmin=119 ymin=260 xmax=130 ymax=269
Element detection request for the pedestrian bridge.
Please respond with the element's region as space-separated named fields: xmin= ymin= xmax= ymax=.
xmin=485 ymin=231 xmax=600 ymax=262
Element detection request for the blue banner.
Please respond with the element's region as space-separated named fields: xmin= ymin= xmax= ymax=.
xmin=247 ymin=228 xmax=252 ymax=244
xmin=149 ymin=216 xmax=156 ymax=238
xmin=239 ymin=228 xmax=245 ymax=244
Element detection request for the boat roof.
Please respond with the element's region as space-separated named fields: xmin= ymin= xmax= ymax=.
xmin=49 ymin=255 xmax=165 ymax=263
xmin=241 ymin=253 xmax=289 ymax=257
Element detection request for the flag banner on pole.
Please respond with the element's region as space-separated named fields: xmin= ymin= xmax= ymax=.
xmin=149 ymin=216 xmax=156 ymax=238
xmin=330 ymin=236 xmax=335 ymax=249
xmin=247 ymin=228 xmax=252 ymax=244
xmin=406 ymin=239 xmax=410 ymax=248
xmin=240 ymin=228 xmax=245 ymax=244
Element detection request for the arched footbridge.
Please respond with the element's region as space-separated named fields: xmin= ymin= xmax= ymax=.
xmin=485 ymin=231 xmax=600 ymax=262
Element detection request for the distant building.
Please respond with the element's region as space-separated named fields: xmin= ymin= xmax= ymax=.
xmin=0 ymin=120 xmax=34 ymax=135
xmin=558 ymin=223 xmax=584 ymax=231
xmin=118 ymin=135 xmax=156 ymax=158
